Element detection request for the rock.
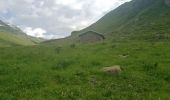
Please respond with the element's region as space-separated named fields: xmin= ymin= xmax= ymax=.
xmin=102 ymin=65 xmax=122 ymax=74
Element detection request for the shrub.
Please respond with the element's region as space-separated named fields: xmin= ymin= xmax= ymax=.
xmin=55 ymin=47 xmax=62 ymax=54
xmin=164 ymin=75 xmax=170 ymax=82
xmin=70 ymin=44 xmax=76 ymax=48
xmin=111 ymin=44 xmax=116 ymax=48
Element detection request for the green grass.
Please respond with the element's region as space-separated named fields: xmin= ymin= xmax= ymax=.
xmin=0 ymin=40 xmax=169 ymax=99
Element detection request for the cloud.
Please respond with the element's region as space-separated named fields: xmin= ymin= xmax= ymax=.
xmin=0 ymin=0 xmax=131 ymax=39
xmin=24 ymin=27 xmax=46 ymax=38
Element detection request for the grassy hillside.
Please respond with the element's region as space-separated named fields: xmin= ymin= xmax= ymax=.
xmin=28 ymin=36 xmax=45 ymax=44
xmin=0 ymin=21 xmax=36 ymax=47
xmin=72 ymin=0 xmax=170 ymax=41
xmin=0 ymin=32 xmax=34 ymax=47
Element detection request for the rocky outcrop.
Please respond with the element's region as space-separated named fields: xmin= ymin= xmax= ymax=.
xmin=102 ymin=65 xmax=122 ymax=75
xmin=165 ymin=0 xmax=170 ymax=6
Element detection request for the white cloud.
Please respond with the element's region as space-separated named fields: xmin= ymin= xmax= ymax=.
xmin=55 ymin=0 xmax=83 ymax=10
xmin=24 ymin=0 xmax=35 ymax=4
xmin=24 ymin=27 xmax=46 ymax=38
xmin=0 ymin=0 xmax=131 ymax=39
xmin=0 ymin=0 xmax=9 ymax=11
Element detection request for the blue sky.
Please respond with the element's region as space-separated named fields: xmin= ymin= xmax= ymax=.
xmin=0 ymin=0 xmax=131 ymax=39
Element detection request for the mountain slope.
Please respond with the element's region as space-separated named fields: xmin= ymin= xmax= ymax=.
xmin=72 ymin=0 xmax=170 ymax=41
xmin=0 ymin=20 xmax=36 ymax=47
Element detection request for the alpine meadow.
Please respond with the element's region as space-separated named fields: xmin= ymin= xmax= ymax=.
xmin=0 ymin=0 xmax=170 ymax=99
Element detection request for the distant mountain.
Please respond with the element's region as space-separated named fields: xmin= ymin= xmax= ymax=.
xmin=0 ymin=20 xmax=43 ymax=47
xmin=71 ymin=0 xmax=170 ymax=41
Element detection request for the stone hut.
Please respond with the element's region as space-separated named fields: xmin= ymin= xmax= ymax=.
xmin=79 ymin=31 xmax=105 ymax=43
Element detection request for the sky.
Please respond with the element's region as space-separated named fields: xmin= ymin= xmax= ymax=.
xmin=0 ymin=0 xmax=131 ymax=39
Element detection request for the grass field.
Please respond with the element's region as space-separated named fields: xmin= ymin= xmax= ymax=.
xmin=0 ymin=40 xmax=169 ymax=100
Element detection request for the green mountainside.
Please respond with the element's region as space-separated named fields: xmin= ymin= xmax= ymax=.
xmin=71 ymin=0 xmax=170 ymax=41
xmin=0 ymin=20 xmax=38 ymax=47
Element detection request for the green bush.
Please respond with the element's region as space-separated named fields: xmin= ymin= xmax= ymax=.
xmin=55 ymin=47 xmax=62 ymax=54
xmin=70 ymin=44 xmax=76 ymax=48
